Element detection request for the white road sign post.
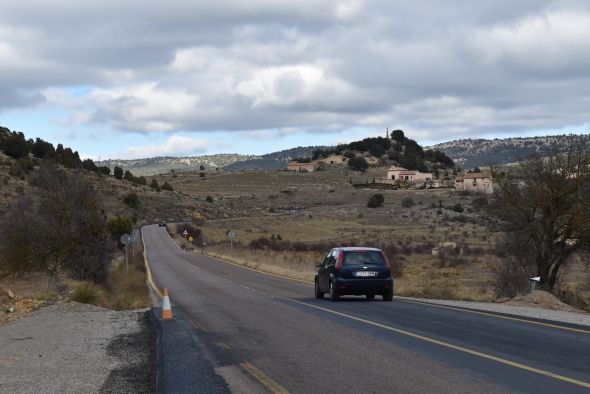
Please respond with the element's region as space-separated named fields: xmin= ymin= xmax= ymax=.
xmin=530 ymin=276 xmax=541 ymax=292
xmin=120 ymin=233 xmax=132 ymax=273
xmin=183 ymin=230 xmax=189 ymax=239
xmin=227 ymin=230 xmax=236 ymax=252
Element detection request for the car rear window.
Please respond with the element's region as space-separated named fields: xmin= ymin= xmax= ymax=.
xmin=342 ymin=251 xmax=386 ymax=266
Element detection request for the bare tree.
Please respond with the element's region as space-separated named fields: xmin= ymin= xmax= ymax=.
xmin=488 ymin=146 xmax=590 ymax=291
xmin=0 ymin=165 xmax=110 ymax=282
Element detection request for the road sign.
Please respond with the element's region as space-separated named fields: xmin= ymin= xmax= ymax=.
xmin=183 ymin=230 xmax=189 ymax=239
xmin=120 ymin=233 xmax=132 ymax=273
xmin=188 ymin=236 xmax=193 ymax=242
xmin=120 ymin=234 xmax=132 ymax=245
xmin=227 ymin=230 xmax=236 ymax=251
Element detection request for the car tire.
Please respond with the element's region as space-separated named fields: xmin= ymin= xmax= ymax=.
xmin=383 ymin=292 xmax=393 ymax=302
xmin=315 ymin=279 xmax=324 ymax=299
xmin=329 ymin=281 xmax=339 ymax=301
xmin=366 ymin=294 xmax=375 ymax=300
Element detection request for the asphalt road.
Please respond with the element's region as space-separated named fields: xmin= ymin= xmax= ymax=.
xmin=143 ymin=225 xmax=590 ymax=393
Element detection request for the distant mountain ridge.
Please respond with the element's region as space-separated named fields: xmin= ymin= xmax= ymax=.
xmin=102 ymin=146 xmax=326 ymax=175
xmin=429 ymin=134 xmax=590 ymax=169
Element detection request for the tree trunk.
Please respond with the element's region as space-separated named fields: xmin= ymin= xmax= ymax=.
xmin=538 ymin=262 xmax=551 ymax=290
xmin=548 ymin=259 xmax=564 ymax=291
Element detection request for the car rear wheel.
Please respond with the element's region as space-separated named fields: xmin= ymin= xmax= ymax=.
xmin=383 ymin=292 xmax=393 ymax=302
xmin=315 ymin=279 xmax=324 ymax=299
xmin=366 ymin=294 xmax=375 ymax=300
xmin=329 ymin=281 xmax=339 ymax=301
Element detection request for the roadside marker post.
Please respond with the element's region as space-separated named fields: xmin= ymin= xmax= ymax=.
xmin=162 ymin=288 xmax=173 ymax=319
xmin=530 ymin=276 xmax=540 ymax=292
xmin=120 ymin=233 xmax=132 ymax=273
xmin=227 ymin=230 xmax=236 ymax=252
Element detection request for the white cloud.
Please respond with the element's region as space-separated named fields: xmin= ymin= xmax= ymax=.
xmin=89 ymin=83 xmax=200 ymax=132
xmin=119 ymin=135 xmax=208 ymax=159
xmin=1 ymin=1 xmax=590 ymax=145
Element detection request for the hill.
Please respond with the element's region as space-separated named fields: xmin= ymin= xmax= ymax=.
xmin=101 ymin=154 xmax=259 ymax=175
xmin=430 ymin=134 xmax=590 ymax=170
xmin=102 ymin=146 xmax=326 ymax=175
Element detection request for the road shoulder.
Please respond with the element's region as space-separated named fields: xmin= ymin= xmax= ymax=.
xmin=0 ymin=302 xmax=154 ymax=394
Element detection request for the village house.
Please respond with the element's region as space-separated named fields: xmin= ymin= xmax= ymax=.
xmin=386 ymin=166 xmax=433 ymax=182
xmin=287 ymin=160 xmax=319 ymax=172
xmin=454 ymin=173 xmax=493 ymax=194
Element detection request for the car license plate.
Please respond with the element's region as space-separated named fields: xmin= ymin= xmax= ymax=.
xmin=354 ymin=271 xmax=377 ymax=277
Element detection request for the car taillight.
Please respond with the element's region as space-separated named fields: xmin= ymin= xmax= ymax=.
xmin=336 ymin=252 xmax=344 ymax=271
xmin=381 ymin=251 xmax=391 ymax=270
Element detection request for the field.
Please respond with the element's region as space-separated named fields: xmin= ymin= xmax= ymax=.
xmin=156 ymin=165 xmax=508 ymax=302
xmin=1 ymin=154 xmax=587 ymax=308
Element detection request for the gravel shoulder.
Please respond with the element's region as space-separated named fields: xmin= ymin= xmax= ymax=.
xmin=0 ymin=302 xmax=154 ymax=394
xmin=399 ymin=293 xmax=590 ymax=327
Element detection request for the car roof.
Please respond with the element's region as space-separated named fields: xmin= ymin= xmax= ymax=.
xmin=335 ymin=247 xmax=382 ymax=252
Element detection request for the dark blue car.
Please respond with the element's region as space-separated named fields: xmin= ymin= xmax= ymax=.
xmin=315 ymin=247 xmax=393 ymax=301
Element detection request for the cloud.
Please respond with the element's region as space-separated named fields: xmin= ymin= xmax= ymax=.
xmin=118 ymin=135 xmax=208 ymax=159
xmin=1 ymin=1 xmax=590 ymax=144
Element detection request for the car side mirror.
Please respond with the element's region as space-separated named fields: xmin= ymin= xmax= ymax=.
xmin=315 ymin=262 xmax=323 ymax=268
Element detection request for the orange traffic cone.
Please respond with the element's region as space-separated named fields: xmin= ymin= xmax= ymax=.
xmin=162 ymin=288 xmax=173 ymax=319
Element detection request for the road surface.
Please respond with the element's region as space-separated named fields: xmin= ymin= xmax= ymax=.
xmin=143 ymin=225 xmax=590 ymax=393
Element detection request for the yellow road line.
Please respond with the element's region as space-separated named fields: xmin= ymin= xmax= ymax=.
xmin=240 ymin=362 xmax=290 ymax=394
xmin=400 ymin=299 xmax=590 ymax=335
xmin=288 ymin=299 xmax=590 ymax=389
xmin=215 ymin=342 xmax=231 ymax=350
xmin=158 ymin=227 xmax=587 ymax=335
xmin=185 ymin=315 xmax=209 ymax=332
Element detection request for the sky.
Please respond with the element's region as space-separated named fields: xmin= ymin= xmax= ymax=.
xmin=1 ymin=0 xmax=589 ymax=160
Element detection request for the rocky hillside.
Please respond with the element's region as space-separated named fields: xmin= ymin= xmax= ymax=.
xmin=102 ymin=146 xmax=325 ymax=175
xmin=101 ymin=154 xmax=259 ymax=175
xmin=430 ymin=134 xmax=590 ymax=169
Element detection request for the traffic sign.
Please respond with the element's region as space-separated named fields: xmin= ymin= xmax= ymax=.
xmin=182 ymin=230 xmax=189 ymax=239
xmin=120 ymin=233 xmax=132 ymax=274
xmin=120 ymin=234 xmax=132 ymax=245
xmin=188 ymin=236 xmax=193 ymax=242
xmin=227 ymin=230 xmax=236 ymax=251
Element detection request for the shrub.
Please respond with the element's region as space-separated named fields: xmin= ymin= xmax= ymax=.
xmin=555 ymin=287 xmax=590 ymax=312
xmin=150 ymin=178 xmax=160 ymax=191
xmin=348 ymin=156 xmax=369 ymax=172
xmin=401 ymin=197 xmax=415 ymax=208
xmin=367 ymin=194 xmax=384 ymax=208
xmin=113 ymin=166 xmax=123 ymax=180
xmin=449 ymin=203 xmax=464 ymax=213
xmin=107 ymin=216 xmax=133 ymax=239
xmin=472 ymin=197 xmax=488 ymax=211
xmin=491 ymin=257 xmax=536 ymax=298
xmin=122 ymin=192 xmax=140 ymax=208
xmin=161 ymin=181 xmax=173 ymax=191
xmin=133 ymin=176 xmax=147 ymax=185
xmin=390 ymin=256 xmax=404 ymax=278
xmin=70 ymin=284 xmax=100 ymax=304
xmin=205 ymin=195 xmax=214 ymax=203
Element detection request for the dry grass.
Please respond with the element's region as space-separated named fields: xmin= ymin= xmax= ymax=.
xmin=169 ymin=230 xmax=498 ymax=302
xmin=64 ymin=245 xmax=151 ymax=310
